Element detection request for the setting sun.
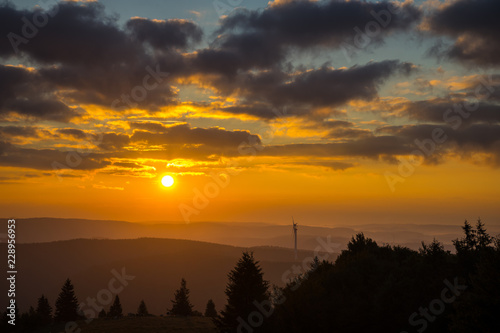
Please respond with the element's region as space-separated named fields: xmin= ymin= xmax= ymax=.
xmin=1 ymin=1 xmax=500 ymax=331
xmin=161 ymin=175 xmax=175 ymax=187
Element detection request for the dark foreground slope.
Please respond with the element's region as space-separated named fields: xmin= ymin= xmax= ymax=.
xmin=46 ymin=316 xmax=217 ymax=333
xmin=3 ymin=238 xmax=336 ymax=315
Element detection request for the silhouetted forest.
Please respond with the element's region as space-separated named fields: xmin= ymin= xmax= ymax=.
xmin=2 ymin=220 xmax=499 ymax=332
xmin=259 ymin=219 xmax=500 ymax=333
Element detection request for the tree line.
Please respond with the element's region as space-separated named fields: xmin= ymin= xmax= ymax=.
xmin=213 ymin=219 xmax=500 ymax=333
xmin=1 ymin=274 xmax=217 ymax=332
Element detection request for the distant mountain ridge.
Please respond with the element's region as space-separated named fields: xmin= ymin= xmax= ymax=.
xmin=5 ymin=217 xmax=500 ymax=251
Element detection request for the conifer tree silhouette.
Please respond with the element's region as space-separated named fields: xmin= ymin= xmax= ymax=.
xmin=215 ymin=252 xmax=269 ymax=333
xmin=137 ymin=300 xmax=149 ymax=316
xmin=36 ymin=294 xmax=52 ymax=326
xmin=170 ymin=278 xmax=193 ymax=316
xmin=108 ymin=295 xmax=123 ymax=318
xmin=204 ymin=299 xmax=217 ymax=317
xmin=54 ymin=279 xmax=80 ymax=322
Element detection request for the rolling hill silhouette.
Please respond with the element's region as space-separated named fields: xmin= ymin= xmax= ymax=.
xmin=3 ymin=238 xmax=334 ymax=315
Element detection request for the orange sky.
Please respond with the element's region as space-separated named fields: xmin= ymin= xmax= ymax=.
xmin=1 ymin=0 xmax=500 ymax=226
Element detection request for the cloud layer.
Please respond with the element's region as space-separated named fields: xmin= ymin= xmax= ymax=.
xmin=0 ymin=0 xmax=499 ymax=179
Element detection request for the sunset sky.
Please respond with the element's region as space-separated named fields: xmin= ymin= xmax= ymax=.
xmin=1 ymin=0 xmax=499 ymax=225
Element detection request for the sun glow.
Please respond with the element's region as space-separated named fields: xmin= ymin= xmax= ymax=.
xmin=161 ymin=175 xmax=175 ymax=187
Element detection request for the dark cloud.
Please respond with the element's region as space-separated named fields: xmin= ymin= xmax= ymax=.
xmin=468 ymin=75 xmax=500 ymax=103
xmin=0 ymin=2 xmax=199 ymax=111
xmin=1 ymin=2 xmax=136 ymax=65
xmin=325 ymin=127 xmax=373 ymax=140
xmin=376 ymin=124 xmax=500 ymax=166
xmin=24 ymin=173 xmax=42 ymax=178
xmin=0 ymin=4 xmax=30 ymax=57
xmin=261 ymin=136 xmax=412 ymax=159
xmin=131 ymin=123 xmax=260 ymax=148
xmin=217 ymin=102 xmax=285 ymax=120
xmin=0 ymin=140 xmax=109 ymax=170
xmin=298 ymin=160 xmax=354 ymax=171
xmin=254 ymin=61 xmax=413 ymax=107
xmin=196 ymin=0 xmax=421 ymax=73
xmin=6 ymin=98 xmax=74 ymax=121
xmin=0 ymin=126 xmax=40 ymax=138
xmin=0 ymin=176 xmax=21 ymax=181
xmin=255 ymin=123 xmax=500 ymax=167
xmin=127 ymin=17 xmax=202 ymax=50
xmin=217 ymin=103 xmax=323 ymax=120
xmin=97 ymin=133 xmax=131 ymax=151
xmin=428 ymin=0 xmax=500 ymax=66
xmin=223 ymin=0 xmax=421 ymax=47
xmin=112 ymin=162 xmax=143 ymax=169
xmin=0 ymin=65 xmax=78 ymax=122
xmin=192 ymin=36 xmax=283 ymax=76
xmin=301 ymin=119 xmax=374 ymax=140
xmin=321 ymin=120 xmax=355 ymax=129
xmin=39 ymin=63 xmax=179 ymax=110
xmin=399 ymin=98 xmax=500 ymax=125
xmin=129 ymin=122 xmax=170 ymax=132
xmin=212 ymin=60 xmax=414 ymax=119
xmin=56 ymin=128 xmax=87 ymax=140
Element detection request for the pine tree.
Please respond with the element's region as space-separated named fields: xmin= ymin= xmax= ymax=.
xmin=98 ymin=309 xmax=107 ymax=318
xmin=450 ymin=236 xmax=500 ymax=332
xmin=215 ymin=252 xmax=269 ymax=333
xmin=137 ymin=300 xmax=149 ymax=316
xmin=108 ymin=295 xmax=123 ymax=318
xmin=204 ymin=299 xmax=217 ymax=317
xmin=17 ymin=306 xmax=33 ymax=332
xmin=476 ymin=218 xmax=492 ymax=249
xmin=461 ymin=220 xmax=477 ymax=250
xmin=54 ymin=279 xmax=80 ymax=322
xmin=36 ymin=294 xmax=52 ymax=326
xmin=170 ymin=278 xmax=193 ymax=316
xmin=23 ymin=306 xmax=38 ymax=331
